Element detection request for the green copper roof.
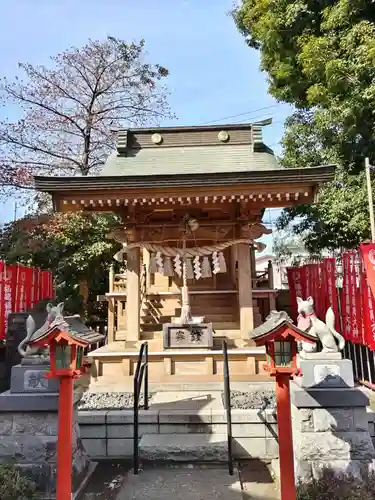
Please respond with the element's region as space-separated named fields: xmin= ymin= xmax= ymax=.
xmin=101 ymin=147 xmax=280 ymax=177
xmin=100 ymin=123 xmax=280 ymax=177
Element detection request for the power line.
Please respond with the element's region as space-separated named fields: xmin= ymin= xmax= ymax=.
xmin=200 ymin=104 xmax=280 ymax=125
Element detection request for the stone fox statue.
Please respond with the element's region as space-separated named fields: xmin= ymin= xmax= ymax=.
xmin=297 ymin=296 xmax=345 ymax=353
xmin=18 ymin=302 xmax=65 ymax=358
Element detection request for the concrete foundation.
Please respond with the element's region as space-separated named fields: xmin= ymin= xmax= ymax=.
xmin=0 ymin=364 xmax=92 ymax=499
xmin=290 ymin=357 xmax=375 ymax=482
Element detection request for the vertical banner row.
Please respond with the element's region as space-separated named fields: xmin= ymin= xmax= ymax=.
xmin=0 ymin=261 xmax=55 ymax=340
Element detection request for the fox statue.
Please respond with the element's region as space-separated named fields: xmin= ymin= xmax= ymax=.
xmin=297 ymin=296 xmax=345 ymax=353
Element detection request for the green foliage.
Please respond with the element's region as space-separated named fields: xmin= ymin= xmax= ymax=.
xmin=0 ymin=212 xmax=120 ymax=319
xmin=0 ymin=463 xmax=37 ymax=499
xmin=233 ymin=1 xmax=375 ymax=251
xmin=296 ymin=468 xmax=375 ymax=499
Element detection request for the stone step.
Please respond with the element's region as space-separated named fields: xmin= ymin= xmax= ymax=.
xmin=139 ymin=433 xmax=228 ymax=462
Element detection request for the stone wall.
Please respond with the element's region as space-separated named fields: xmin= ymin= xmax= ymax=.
xmin=78 ymin=408 xmax=279 ymax=460
xmin=77 ymin=408 xmax=375 ymax=461
xmin=0 ymin=411 xmax=89 ymax=498
xmin=292 ymin=404 xmax=375 ymax=479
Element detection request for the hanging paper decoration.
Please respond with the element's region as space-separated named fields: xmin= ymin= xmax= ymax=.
xmin=212 ymin=251 xmax=220 ymax=275
xmin=149 ymin=253 xmax=158 ymax=274
xmin=174 ymin=254 xmax=182 ymax=277
xmin=156 ymin=251 xmax=164 ymax=274
xmin=218 ymin=252 xmax=227 ymax=273
xmin=185 ymin=258 xmax=194 ymax=280
xmin=193 ymin=256 xmax=201 ymax=280
xmin=201 ymin=256 xmax=212 ymax=278
xmin=163 ymin=257 xmax=174 ymax=276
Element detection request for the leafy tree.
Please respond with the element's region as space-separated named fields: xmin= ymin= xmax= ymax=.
xmin=0 ymin=36 xmax=172 ymax=199
xmin=233 ymin=1 xmax=375 ymax=252
xmin=0 ymin=212 xmax=121 ymax=320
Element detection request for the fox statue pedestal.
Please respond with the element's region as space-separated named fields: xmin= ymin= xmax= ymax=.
xmin=298 ymin=352 xmax=354 ymax=389
xmin=0 ymin=363 xmax=91 ymax=499
xmin=290 ymin=354 xmax=375 ymax=482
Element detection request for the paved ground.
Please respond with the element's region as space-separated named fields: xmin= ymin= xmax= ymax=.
xmin=81 ymin=462 xmax=279 ymax=500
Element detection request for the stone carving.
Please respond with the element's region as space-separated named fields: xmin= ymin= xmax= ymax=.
xmin=163 ymin=323 xmax=213 ymax=349
xmin=297 ymin=297 xmax=345 ymax=354
xmin=24 ymin=370 xmax=49 ymax=391
xmin=313 ymin=364 xmax=341 ymax=386
xmin=18 ymin=302 xmax=68 ymax=365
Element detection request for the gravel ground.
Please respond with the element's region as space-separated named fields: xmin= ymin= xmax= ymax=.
xmin=223 ymin=388 xmax=276 ymax=410
xmin=77 ymin=391 xmax=153 ymax=411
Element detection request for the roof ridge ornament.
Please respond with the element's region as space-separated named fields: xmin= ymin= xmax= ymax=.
xmin=116 ymin=129 xmax=128 ymax=154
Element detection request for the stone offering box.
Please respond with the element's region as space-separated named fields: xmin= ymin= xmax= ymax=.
xmin=163 ymin=322 xmax=213 ymax=349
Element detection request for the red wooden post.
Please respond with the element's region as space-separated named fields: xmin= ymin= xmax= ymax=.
xmin=251 ymin=317 xmax=317 ymax=500
xmin=275 ymin=373 xmax=296 ymax=500
xmin=56 ymin=375 xmax=74 ymax=500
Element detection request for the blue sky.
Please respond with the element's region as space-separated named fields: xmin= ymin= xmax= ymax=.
xmin=0 ymin=0 xmax=292 ymax=251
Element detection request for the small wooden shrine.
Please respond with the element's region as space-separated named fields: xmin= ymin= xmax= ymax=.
xmin=34 ymin=123 xmax=335 ymax=381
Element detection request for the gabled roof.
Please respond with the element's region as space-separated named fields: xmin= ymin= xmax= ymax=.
xmin=34 ymin=165 xmax=335 ymax=192
xmin=29 ymin=315 xmax=105 ymax=345
xmin=33 ymin=123 xmax=336 ymax=202
xmin=249 ymin=310 xmax=316 ymax=344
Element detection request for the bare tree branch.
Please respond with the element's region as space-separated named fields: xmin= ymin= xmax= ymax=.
xmin=0 ymin=35 xmax=173 ymax=201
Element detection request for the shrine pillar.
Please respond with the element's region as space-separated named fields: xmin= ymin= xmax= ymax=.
xmin=126 ymin=245 xmax=141 ymax=342
xmin=238 ymin=242 xmax=254 ymax=341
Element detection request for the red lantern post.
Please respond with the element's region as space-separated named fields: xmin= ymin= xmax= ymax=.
xmin=251 ymin=313 xmax=316 ymax=500
xmin=30 ymin=326 xmax=88 ymax=500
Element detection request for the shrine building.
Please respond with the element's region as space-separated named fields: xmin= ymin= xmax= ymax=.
xmin=34 ymin=123 xmax=335 ymax=382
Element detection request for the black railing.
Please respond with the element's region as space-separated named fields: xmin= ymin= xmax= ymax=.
xmin=222 ymin=340 xmax=234 ymax=475
xmin=133 ymin=341 xmax=149 ymax=475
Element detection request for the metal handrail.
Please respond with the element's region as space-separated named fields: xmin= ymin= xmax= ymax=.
xmin=222 ymin=340 xmax=234 ymax=475
xmin=133 ymin=341 xmax=149 ymax=475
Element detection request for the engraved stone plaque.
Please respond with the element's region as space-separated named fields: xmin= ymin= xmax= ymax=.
xmin=313 ymin=364 xmax=341 ymax=387
xmin=24 ymin=370 xmax=49 ymax=392
xmin=163 ymin=323 xmax=213 ymax=349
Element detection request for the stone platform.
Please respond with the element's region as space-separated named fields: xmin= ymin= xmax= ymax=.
xmin=87 ymin=343 xmax=268 ymax=383
xmin=78 ymin=389 xmax=279 ymax=461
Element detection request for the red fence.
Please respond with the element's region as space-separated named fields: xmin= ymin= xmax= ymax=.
xmin=287 ymin=245 xmax=375 ymax=387
xmin=0 ymin=261 xmax=54 ymax=340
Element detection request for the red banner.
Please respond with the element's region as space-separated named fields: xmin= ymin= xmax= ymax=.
xmin=360 ymin=243 xmax=375 ymax=301
xmin=349 ymin=253 xmax=361 ymax=343
xmin=359 ymin=256 xmax=375 ymax=348
xmin=287 ymin=267 xmax=307 ymax=321
xmin=342 ymin=252 xmax=352 ymax=341
xmin=24 ymin=266 xmax=33 ymax=310
xmin=310 ymin=264 xmax=320 ymax=318
xmin=41 ymin=270 xmax=52 ymax=300
xmin=0 ymin=261 xmax=5 ymax=339
xmin=0 ymin=263 xmax=54 ymax=340
xmin=323 ymin=257 xmax=340 ymax=331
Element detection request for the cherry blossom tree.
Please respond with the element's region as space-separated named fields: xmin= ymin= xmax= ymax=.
xmin=0 ymin=36 xmax=172 ymax=200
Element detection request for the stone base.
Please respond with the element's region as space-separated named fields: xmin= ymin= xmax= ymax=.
xmin=10 ymin=364 xmax=59 ymax=394
xmin=299 ymin=351 xmax=342 ymax=360
xmin=294 ymin=458 xmax=375 ymax=482
xmin=299 ymin=359 xmax=354 ymax=388
xmin=139 ymin=433 xmax=228 ymax=462
xmin=0 ymin=410 xmax=92 ymax=499
xmin=0 ymin=391 xmax=59 ymax=411
xmin=291 ymin=383 xmax=375 ymax=483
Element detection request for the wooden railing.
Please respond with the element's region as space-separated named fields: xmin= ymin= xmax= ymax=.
xmin=252 ymin=260 xmax=274 ymax=289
